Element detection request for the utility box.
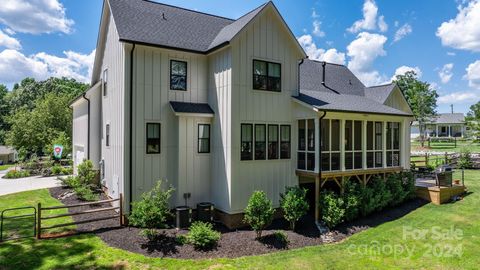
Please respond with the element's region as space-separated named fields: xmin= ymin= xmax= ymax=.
xmin=175 ymin=206 xmax=192 ymax=229
xmin=196 ymin=202 xmax=214 ymax=223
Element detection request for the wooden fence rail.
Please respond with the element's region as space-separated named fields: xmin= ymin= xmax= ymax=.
xmin=411 ymin=152 xmax=457 ymax=168
xmin=37 ymin=193 xmax=123 ymax=239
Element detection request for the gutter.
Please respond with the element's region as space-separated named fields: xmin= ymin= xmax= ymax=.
xmin=129 ymin=43 xmax=136 ymax=211
xmin=82 ymin=93 xmax=91 ymax=159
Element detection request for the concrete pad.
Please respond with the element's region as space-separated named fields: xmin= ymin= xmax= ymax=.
xmin=0 ymin=175 xmax=63 ymax=196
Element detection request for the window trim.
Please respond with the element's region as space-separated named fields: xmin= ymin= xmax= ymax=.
xmin=252 ymin=59 xmax=282 ymax=92
xmin=280 ymin=125 xmax=291 ymax=159
xmin=197 ymin=123 xmax=211 ymax=154
xmin=146 ymin=122 xmax=161 ymax=154
xmin=169 ymin=59 xmax=188 ymax=91
xmin=241 ymin=124 xmax=253 ymax=161
xmin=297 ymin=119 xmax=316 ymax=171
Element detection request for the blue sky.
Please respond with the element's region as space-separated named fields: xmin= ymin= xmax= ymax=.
xmin=1 ymin=0 xmax=479 ymax=114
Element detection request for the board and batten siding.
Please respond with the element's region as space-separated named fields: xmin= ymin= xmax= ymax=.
xmin=100 ymin=14 xmax=126 ymax=200
xmin=131 ymin=44 xmax=210 ymax=207
xmin=228 ymin=7 xmax=304 ymax=213
xmin=384 ymin=87 xmax=412 ymax=114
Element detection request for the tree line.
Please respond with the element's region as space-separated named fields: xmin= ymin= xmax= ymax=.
xmin=0 ymin=77 xmax=88 ymax=160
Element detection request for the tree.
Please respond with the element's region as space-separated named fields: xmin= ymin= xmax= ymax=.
xmin=466 ymin=101 xmax=480 ymax=140
xmin=280 ymin=186 xmax=309 ymax=231
xmin=393 ymin=71 xmax=438 ymax=147
xmin=244 ymin=191 xmax=275 ymax=238
xmin=6 ymin=93 xmax=74 ymax=157
xmin=0 ymin=84 xmax=9 ymax=144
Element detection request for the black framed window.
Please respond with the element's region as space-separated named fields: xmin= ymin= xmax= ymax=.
xmin=268 ymin=125 xmax=279 ymax=159
xmin=241 ymin=124 xmax=253 ymax=160
xmin=103 ymin=69 xmax=108 ymax=96
xmin=387 ymin=122 xmax=401 ymax=167
xmin=298 ymin=119 xmax=316 ymax=171
xmin=106 ymin=124 xmax=110 ymax=147
xmin=146 ymin=123 xmax=161 ymax=154
xmin=253 ymin=60 xmax=281 ymax=92
xmin=198 ymin=124 xmax=210 ymax=153
xmin=255 ymin=124 xmax=266 ymax=160
xmin=170 ymin=60 xmax=187 ymax=90
xmin=280 ymin=125 xmax=291 ymax=159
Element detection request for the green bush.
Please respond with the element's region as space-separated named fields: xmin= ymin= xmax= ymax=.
xmin=343 ymin=181 xmax=361 ymax=221
xmin=51 ymin=165 xmax=63 ymax=175
xmin=129 ymin=180 xmax=175 ymax=229
xmin=186 ymin=221 xmax=221 ymax=249
xmin=280 ymin=186 xmax=309 ymax=231
xmin=244 ymin=191 xmax=275 ymax=238
xmin=273 ymin=230 xmax=289 ymax=246
xmin=3 ymin=169 xmax=30 ymax=179
xmin=458 ymin=148 xmax=473 ymax=169
xmin=62 ymin=167 xmax=73 ymax=175
xmin=386 ymin=174 xmax=408 ymax=207
xmin=401 ymin=171 xmax=416 ymax=200
xmin=140 ymin=228 xmax=159 ymax=242
xmin=74 ymin=185 xmax=98 ymax=201
xmin=77 ymin=160 xmax=97 ymax=186
xmin=319 ymin=190 xmax=345 ymax=229
xmin=62 ymin=175 xmax=80 ymax=188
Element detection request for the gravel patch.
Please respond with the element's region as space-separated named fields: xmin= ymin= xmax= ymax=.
xmin=48 ymin=187 xmax=427 ymax=259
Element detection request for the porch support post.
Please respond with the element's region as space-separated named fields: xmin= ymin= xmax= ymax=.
xmin=448 ymin=125 xmax=452 ymax=137
xmin=436 ymin=125 xmax=439 ymax=137
xmin=340 ymin=119 xmax=345 ymax=171
xmin=315 ymin=175 xmax=320 ymax=222
xmin=314 ymin=118 xmax=320 ymax=173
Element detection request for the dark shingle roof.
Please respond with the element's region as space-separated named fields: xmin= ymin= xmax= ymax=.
xmin=297 ymin=60 xmax=412 ymax=116
xmin=300 ymin=60 xmax=365 ymax=96
xmin=433 ymin=113 xmax=465 ymax=124
xmin=295 ymin=91 xmax=411 ymax=116
xmin=365 ymin=83 xmax=395 ymax=104
xmin=109 ymin=0 xmax=268 ymax=53
xmin=170 ymin=101 xmax=214 ymax=114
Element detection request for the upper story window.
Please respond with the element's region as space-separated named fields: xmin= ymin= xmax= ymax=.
xmin=103 ymin=69 xmax=108 ymax=96
xmin=170 ymin=60 xmax=187 ymax=91
xmin=146 ymin=123 xmax=161 ymax=154
xmin=253 ymin=60 xmax=281 ymax=92
xmin=198 ymin=124 xmax=210 ymax=154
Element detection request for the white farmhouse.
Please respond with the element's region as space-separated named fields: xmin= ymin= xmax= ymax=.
xmin=71 ymin=0 xmax=413 ymax=227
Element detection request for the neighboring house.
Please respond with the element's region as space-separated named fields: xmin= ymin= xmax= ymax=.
xmin=0 ymin=146 xmax=17 ymax=165
xmin=411 ymin=113 xmax=466 ymax=139
xmin=71 ymin=0 xmax=413 ymax=228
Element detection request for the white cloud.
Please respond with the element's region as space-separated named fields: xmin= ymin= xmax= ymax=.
xmin=312 ymin=20 xmax=325 ymax=38
xmin=439 ymin=63 xmax=454 ymax=84
xmin=0 ymin=29 xmax=21 ymax=49
xmin=347 ymin=0 xmax=388 ymax=34
xmin=394 ymin=21 xmax=399 ymax=27
xmin=348 ymin=0 xmax=378 ymax=33
xmin=0 ymin=0 xmax=74 ymax=34
xmin=436 ymin=0 xmax=480 ymax=52
xmin=465 ymin=60 xmax=480 ymax=89
xmin=447 ymin=52 xmax=456 ymax=56
xmin=4 ymin=28 xmax=15 ymax=35
xmin=311 ymin=8 xmax=320 ymax=19
xmin=347 ymin=32 xmax=388 ymax=86
xmin=378 ymin=15 xmax=388 ymax=32
xmin=391 ymin=65 xmax=422 ymax=81
xmin=0 ymin=49 xmax=95 ymax=84
xmin=438 ymin=91 xmax=480 ymax=104
xmin=393 ymin=23 xmax=412 ymax=43
xmin=297 ymin=34 xmax=346 ymax=65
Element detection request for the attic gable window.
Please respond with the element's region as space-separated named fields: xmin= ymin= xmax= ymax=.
xmin=253 ymin=60 xmax=281 ymax=92
xmin=170 ymin=60 xmax=187 ymax=91
xmin=103 ymin=69 xmax=108 ymax=96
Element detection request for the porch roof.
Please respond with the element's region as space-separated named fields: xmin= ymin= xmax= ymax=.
xmin=294 ymin=90 xmax=413 ymax=117
xmin=169 ymin=101 xmax=214 ymax=116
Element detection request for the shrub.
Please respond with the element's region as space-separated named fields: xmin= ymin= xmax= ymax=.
xmin=343 ymin=181 xmax=361 ymax=221
xmin=186 ymin=221 xmax=221 ymax=249
xmin=77 ymin=159 xmax=97 ymax=186
xmin=74 ymin=185 xmax=98 ymax=201
xmin=244 ymin=191 xmax=275 ymax=238
xmin=319 ymin=190 xmax=344 ymax=229
xmin=386 ymin=174 xmax=408 ymax=207
xmin=62 ymin=175 xmax=80 ymax=188
xmin=273 ymin=230 xmax=289 ymax=246
xmin=129 ymin=180 xmax=175 ymax=229
xmin=62 ymin=167 xmax=73 ymax=175
xmin=401 ymin=171 xmax=416 ymax=200
xmin=280 ymin=186 xmax=309 ymax=231
xmin=458 ymin=148 xmax=473 ymax=169
xmin=51 ymin=165 xmax=63 ymax=175
xmin=140 ymin=228 xmax=159 ymax=241
xmin=3 ymin=169 xmax=30 ymax=179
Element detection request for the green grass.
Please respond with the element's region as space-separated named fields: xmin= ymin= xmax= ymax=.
xmin=1 ymin=171 xmax=480 ymax=269
xmin=0 ymin=164 xmax=14 ymax=171
xmin=411 ymin=140 xmax=480 ymax=153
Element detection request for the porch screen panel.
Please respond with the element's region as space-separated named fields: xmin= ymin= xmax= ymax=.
xmin=387 ymin=122 xmax=400 ymax=167
xmin=321 ymin=119 xmax=330 ymax=171
xmin=268 ymin=125 xmax=279 ymax=159
xmin=297 ymin=119 xmax=315 ymax=171
xmin=345 ymin=120 xmax=353 ymax=170
xmin=297 ymin=120 xmax=306 ymax=170
xmin=280 ymin=125 xmax=291 ymax=159
xmin=354 ymin=121 xmax=363 ymax=169
xmin=374 ymin=122 xmax=383 ymax=168
xmin=331 ymin=120 xmax=341 ymax=171
xmin=367 ymin=121 xmax=374 ymax=168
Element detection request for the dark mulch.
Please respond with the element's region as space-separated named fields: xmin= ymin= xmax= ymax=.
xmin=48 ymin=187 xmax=427 ymax=259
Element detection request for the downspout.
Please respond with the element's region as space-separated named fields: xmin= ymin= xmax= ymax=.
xmin=321 ymin=62 xmax=340 ymax=94
xmin=129 ymin=43 xmax=136 ymax=210
xmin=82 ymin=93 xmax=90 ymax=160
xmin=298 ymin=58 xmax=305 ymax=94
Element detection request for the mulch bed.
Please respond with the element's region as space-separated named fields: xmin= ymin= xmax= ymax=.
xmin=48 ymin=186 xmax=427 ymax=259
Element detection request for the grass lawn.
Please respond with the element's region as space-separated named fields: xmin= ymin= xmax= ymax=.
xmin=0 ymin=164 xmax=14 ymax=171
xmin=1 ymin=171 xmax=479 ymax=269
xmin=411 ymin=140 xmax=480 ymax=153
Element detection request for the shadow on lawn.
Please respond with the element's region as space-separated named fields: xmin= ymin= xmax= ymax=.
xmin=0 ymin=235 xmax=124 ymax=270
xmin=140 ymin=232 xmax=181 ymax=256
